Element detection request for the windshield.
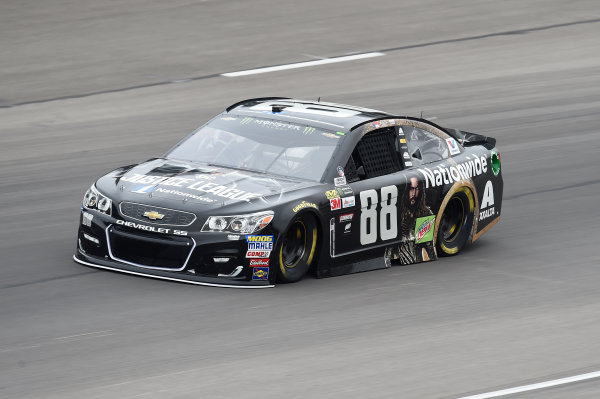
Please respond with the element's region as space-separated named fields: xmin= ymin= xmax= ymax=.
xmin=166 ymin=115 xmax=341 ymax=181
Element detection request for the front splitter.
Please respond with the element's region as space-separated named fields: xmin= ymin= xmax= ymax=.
xmin=73 ymin=252 xmax=274 ymax=289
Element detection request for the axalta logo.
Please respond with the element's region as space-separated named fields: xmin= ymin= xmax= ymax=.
xmin=246 ymin=235 xmax=273 ymax=243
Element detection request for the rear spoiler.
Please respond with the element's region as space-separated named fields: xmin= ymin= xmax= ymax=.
xmin=445 ymin=128 xmax=496 ymax=150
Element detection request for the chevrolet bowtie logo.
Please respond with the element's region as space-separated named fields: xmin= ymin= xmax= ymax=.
xmin=143 ymin=211 xmax=165 ymax=220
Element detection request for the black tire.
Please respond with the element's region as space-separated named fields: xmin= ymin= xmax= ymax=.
xmin=436 ymin=187 xmax=475 ymax=256
xmin=276 ymin=214 xmax=319 ymax=283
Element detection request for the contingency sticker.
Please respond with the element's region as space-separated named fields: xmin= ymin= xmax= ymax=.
xmin=446 ymin=137 xmax=461 ymax=156
xmin=415 ymin=215 xmax=436 ymax=244
xmin=252 ymin=267 xmax=269 ymax=280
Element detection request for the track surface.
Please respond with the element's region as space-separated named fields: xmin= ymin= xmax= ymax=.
xmin=1 ymin=1 xmax=599 ymax=398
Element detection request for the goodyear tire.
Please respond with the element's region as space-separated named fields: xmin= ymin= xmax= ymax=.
xmin=276 ymin=214 xmax=318 ymax=283
xmin=437 ymin=187 xmax=475 ymax=256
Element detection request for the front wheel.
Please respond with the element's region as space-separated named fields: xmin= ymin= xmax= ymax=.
xmin=276 ymin=214 xmax=319 ymax=283
xmin=436 ymin=187 xmax=474 ymax=256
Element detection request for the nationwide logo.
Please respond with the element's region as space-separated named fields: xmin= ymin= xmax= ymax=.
xmin=132 ymin=185 xmax=155 ymax=194
xmin=143 ymin=211 xmax=165 ymax=220
xmin=250 ymin=259 xmax=269 ymax=266
xmin=415 ymin=216 xmax=436 ymax=244
xmin=418 ymin=155 xmax=488 ymax=188
xmin=252 ymin=266 xmax=269 ymax=280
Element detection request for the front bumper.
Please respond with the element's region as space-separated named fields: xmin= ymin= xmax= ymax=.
xmin=75 ymin=210 xmax=275 ymax=288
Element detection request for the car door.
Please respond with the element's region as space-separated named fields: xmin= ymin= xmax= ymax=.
xmin=331 ymin=126 xmax=408 ymax=256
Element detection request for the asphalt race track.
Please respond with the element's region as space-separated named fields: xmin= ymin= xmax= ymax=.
xmin=1 ymin=1 xmax=599 ymax=398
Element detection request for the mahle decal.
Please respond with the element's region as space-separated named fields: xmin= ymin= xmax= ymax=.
xmin=415 ymin=215 xmax=436 ymax=244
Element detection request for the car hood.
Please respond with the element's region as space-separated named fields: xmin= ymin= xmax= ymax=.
xmin=96 ymin=158 xmax=315 ymax=211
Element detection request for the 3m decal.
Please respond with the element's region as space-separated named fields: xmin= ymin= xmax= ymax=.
xmin=246 ymin=235 xmax=274 ymax=243
xmin=252 ymin=266 xmax=269 ymax=280
xmin=249 ymin=259 xmax=269 ymax=266
xmin=293 ymin=201 xmax=318 ymax=212
xmin=326 ymin=189 xmax=339 ymax=200
xmin=339 ymin=213 xmax=354 ymax=222
xmin=334 ymin=176 xmax=347 ymax=186
xmin=446 ymin=137 xmax=461 ymax=155
xmin=330 ymin=197 xmax=342 ymax=211
xmin=418 ymin=155 xmax=488 ymax=188
xmin=359 ymin=185 xmax=398 ymax=245
xmin=246 ymin=250 xmax=271 ymax=258
xmin=342 ymin=196 xmax=355 ymax=208
xmin=479 ymin=180 xmax=496 ymax=221
xmin=414 ymin=215 xmax=435 ymax=244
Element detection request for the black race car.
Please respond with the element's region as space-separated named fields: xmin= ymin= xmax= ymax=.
xmin=74 ymin=97 xmax=502 ymax=288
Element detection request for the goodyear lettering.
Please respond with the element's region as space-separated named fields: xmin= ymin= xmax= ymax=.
xmin=418 ymin=155 xmax=488 ymax=188
xmin=293 ymin=201 xmax=318 ymax=212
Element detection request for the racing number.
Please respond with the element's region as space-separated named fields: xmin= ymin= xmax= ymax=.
xmin=359 ymin=185 xmax=398 ymax=245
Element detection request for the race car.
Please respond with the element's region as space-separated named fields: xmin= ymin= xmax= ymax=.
xmin=74 ymin=97 xmax=503 ymax=288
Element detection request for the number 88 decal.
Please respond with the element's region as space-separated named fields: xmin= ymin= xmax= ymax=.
xmin=359 ymin=185 xmax=398 ymax=245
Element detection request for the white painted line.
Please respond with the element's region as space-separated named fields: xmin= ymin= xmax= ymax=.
xmin=457 ymin=371 xmax=600 ymax=399
xmin=54 ymin=330 xmax=113 ymax=340
xmin=222 ymin=52 xmax=385 ymax=77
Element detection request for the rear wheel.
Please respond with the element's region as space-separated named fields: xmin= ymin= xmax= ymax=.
xmin=437 ymin=187 xmax=474 ymax=256
xmin=276 ymin=214 xmax=318 ymax=283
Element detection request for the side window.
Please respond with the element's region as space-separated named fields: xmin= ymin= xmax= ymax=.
xmin=401 ymin=125 xmax=448 ymax=166
xmin=345 ymin=127 xmax=402 ymax=182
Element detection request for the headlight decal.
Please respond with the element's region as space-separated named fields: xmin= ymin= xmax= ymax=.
xmin=201 ymin=211 xmax=274 ymax=234
xmin=83 ymin=185 xmax=112 ymax=216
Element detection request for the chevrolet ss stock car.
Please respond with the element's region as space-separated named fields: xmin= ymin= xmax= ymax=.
xmin=74 ymin=97 xmax=503 ymax=288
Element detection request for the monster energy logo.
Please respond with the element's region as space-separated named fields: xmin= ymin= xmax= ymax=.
xmin=241 ymin=117 xmax=254 ymax=125
xmin=303 ymin=127 xmax=316 ymax=135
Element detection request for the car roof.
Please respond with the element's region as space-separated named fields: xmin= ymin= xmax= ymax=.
xmin=225 ymin=97 xmax=393 ymax=133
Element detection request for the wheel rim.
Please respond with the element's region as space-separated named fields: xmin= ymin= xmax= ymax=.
xmin=440 ymin=197 xmax=465 ymax=243
xmin=281 ymin=221 xmax=306 ymax=268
